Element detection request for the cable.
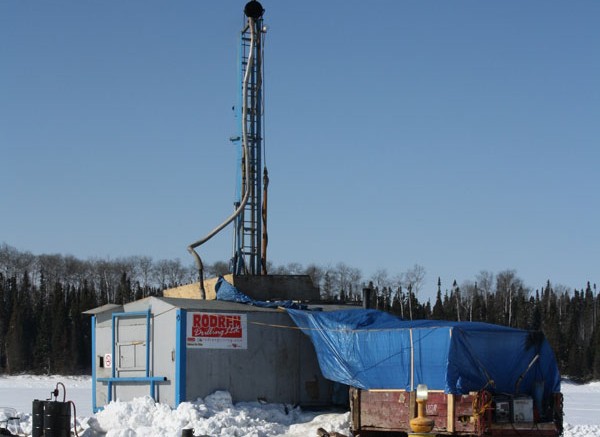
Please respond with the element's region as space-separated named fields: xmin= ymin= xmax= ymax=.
xmin=260 ymin=26 xmax=268 ymax=275
xmin=49 ymin=382 xmax=66 ymax=402
xmin=188 ymin=16 xmax=258 ymax=297
xmin=261 ymin=28 xmax=267 ymax=168
xmin=69 ymin=401 xmax=80 ymax=437
xmin=57 ymin=382 xmax=66 ymax=402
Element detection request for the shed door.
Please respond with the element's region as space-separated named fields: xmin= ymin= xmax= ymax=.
xmin=115 ymin=316 xmax=149 ymax=376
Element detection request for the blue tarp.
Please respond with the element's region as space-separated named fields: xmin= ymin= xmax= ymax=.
xmin=214 ymin=277 xmax=561 ymax=398
xmin=287 ymin=309 xmax=561 ymax=398
xmin=215 ymin=276 xmax=307 ymax=309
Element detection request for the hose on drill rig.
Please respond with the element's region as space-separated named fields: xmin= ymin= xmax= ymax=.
xmin=188 ymin=16 xmax=257 ymax=298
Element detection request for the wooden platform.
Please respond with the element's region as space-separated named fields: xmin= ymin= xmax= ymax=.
xmin=163 ymin=274 xmax=320 ymax=301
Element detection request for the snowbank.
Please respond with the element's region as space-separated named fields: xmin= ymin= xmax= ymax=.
xmin=2 ymin=375 xmax=599 ymax=436
xmin=0 ymin=376 xmax=349 ymax=436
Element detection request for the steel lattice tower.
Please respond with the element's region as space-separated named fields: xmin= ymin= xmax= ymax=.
xmin=231 ymin=1 xmax=267 ymax=275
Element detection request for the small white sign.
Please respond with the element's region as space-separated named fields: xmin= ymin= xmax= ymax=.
xmin=104 ymin=353 xmax=112 ymax=369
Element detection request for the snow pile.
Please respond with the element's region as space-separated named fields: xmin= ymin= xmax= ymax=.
xmin=84 ymin=391 xmax=342 ymax=437
xmin=2 ymin=375 xmax=600 ymax=436
xmin=563 ymin=425 xmax=600 ymax=437
xmin=0 ymin=378 xmax=350 ymax=437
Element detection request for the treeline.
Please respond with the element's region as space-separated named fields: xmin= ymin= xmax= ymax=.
xmin=0 ymin=243 xmax=228 ymax=374
xmin=1 ymin=244 xmax=598 ymax=381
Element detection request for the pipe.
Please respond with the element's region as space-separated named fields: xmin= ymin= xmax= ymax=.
xmin=515 ymin=353 xmax=540 ymax=394
xmin=188 ymin=16 xmax=258 ymax=298
xmin=261 ymin=167 xmax=269 ymax=275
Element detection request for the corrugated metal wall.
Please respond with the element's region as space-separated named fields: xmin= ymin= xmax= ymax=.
xmin=91 ymin=297 xmax=345 ymax=410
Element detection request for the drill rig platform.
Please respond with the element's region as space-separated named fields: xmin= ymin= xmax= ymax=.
xmin=163 ymin=274 xmax=319 ymax=301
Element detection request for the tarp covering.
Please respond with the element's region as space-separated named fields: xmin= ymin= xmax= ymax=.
xmin=214 ymin=277 xmax=561 ymax=398
xmin=287 ymin=309 xmax=561 ymax=398
xmin=215 ymin=276 xmax=307 ymax=309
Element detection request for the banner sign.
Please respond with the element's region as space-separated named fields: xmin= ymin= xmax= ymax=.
xmin=186 ymin=312 xmax=247 ymax=349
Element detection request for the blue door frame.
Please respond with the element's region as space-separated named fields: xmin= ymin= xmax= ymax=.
xmin=94 ymin=309 xmax=167 ymax=412
xmin=175 ymin=308 xmax=187 ymax=405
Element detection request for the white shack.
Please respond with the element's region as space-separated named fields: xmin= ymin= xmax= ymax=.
xmin=86 ymin=296 xmax=347 ymax=413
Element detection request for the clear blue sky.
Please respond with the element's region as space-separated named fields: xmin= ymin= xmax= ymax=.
xmin=1 ymin=0 xmax=598 ymax=296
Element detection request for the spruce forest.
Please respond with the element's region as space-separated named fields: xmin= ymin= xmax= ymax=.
xmin=0 ymin=243 xmax=598 ymax=381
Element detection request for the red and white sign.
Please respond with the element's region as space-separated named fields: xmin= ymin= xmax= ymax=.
xmin=104 ymin=353 xmax=112 ymax=369
xmin=186 ymin=312 xmax=247 ymax=349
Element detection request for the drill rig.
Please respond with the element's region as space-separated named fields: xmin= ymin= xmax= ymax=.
xmin=230 ymin=0 xmax=269 ymax=277
xmin=169 ymin=1 xmax=318 ymax=301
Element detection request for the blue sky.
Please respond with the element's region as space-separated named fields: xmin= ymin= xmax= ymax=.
xmin=1 ymin=0 xmax=598 ymax=296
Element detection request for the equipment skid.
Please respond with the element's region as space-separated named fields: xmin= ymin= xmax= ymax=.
xmin=350 ymin=387 xmax=563 ymax=437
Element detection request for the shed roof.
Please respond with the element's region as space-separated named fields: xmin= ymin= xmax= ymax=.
xmin=84 ymin=296 xmax=359 ymax=315
xmin=82 ymin=303 xmax=122 ymax=315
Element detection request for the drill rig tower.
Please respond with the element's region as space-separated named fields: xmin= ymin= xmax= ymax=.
xmin=232 ymin=0 xmax=268 ymax=276
xmin=187 ymin=1 xmax=267 ymax=290
xmin=176 ymin=1 xmax=318 ymax=301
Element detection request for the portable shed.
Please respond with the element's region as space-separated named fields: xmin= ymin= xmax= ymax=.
xmin=86 ymin=297 xmax=346 ymax=412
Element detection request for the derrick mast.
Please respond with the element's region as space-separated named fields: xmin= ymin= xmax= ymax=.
xmin=181 ymin=1 xmax=319 ymax=301
xmin=231 ymin=0 xmax=267 ymax=276
xmin=187 ymin=1 xmax=269 ymax=292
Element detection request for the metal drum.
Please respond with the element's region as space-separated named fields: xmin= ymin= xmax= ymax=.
xmin=43 ymin=401 xmax=71 ymax=437
xmin=31 ymin=400 xmax=45 ymax=437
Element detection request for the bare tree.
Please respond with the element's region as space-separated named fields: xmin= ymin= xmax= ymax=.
xmin=391 ymin=273 xmax=405 ymax=317
xmin=0 ymin=244 xmax=36 ymax=279
xmin=92 ymin=258 xmax=122 ymax=303
xmin=476 ymin=270 xmax=494 ymax=308
xmin=304 ymin=263 xmax=324 ymax=290
xmin=461 ymin=280 xmax=478 ymax=321
xmin=496 ymin=270 xmax=527 ymax=326
xmin=205 ymin=261 xmax=229 ymax=278
xmin=133 ymin=256 xmax=153 ymax=297
xmin=166 ymin=259 xmax=186 ymax=287
xmin=284 ymin=262 xmax=304 ymax=275
xmin=402 ymin=264 xmax=426 ymax=320
xmin=183 ymin=263 xmax=198 ymax=285
xmin=153 ymin=259 xmax=186 ymax=289
xmin=452 ymin=280 xmax=461 ymax=321
xmin=336 ymin=262 xmax=352 ymax=301
xmin=63 ymin=255 xmax=89 ymax=289
xmin=36 ymin=254 xmax=64 ymax=288
xmin=403 ymin=264 xmax=426 ymax=296
xmin=347 ymin=267 xmax=362 ymax=302
xmin=370 ymin=268 xmax=390 ymax=291
xmin=553 ymin=283 xmax=571 ymax=320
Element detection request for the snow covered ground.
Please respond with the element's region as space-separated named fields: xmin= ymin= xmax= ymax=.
xmin=0 ymin=375 xmax=598 ymax=436
xmin=561 ymin=380 xmax=600 ymax=437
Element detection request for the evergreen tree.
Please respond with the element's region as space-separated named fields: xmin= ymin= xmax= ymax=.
xmin=432 ymin=288 xmax=445 ymax=320
xmin=529 ymin=291 xmax=542 ymax=331
xmin=50 ymin=282 xmax=69 ymax=373
xmin=116 ymin=272 xmax=133 ymax=304
xmin=32 ymin=273 xmax=52 ymax=373
xmin=471 ymin=291 xmax=486 ymax=322
xmin=2 ymin=244 xmax=600 ymax=378
xmin=5 ymin=276 xmax=28 ymax=373
xmin=0 ymin=273 xmax=6 ymax=371
xmin=322 ymin=272 xmax=333 ymax=301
